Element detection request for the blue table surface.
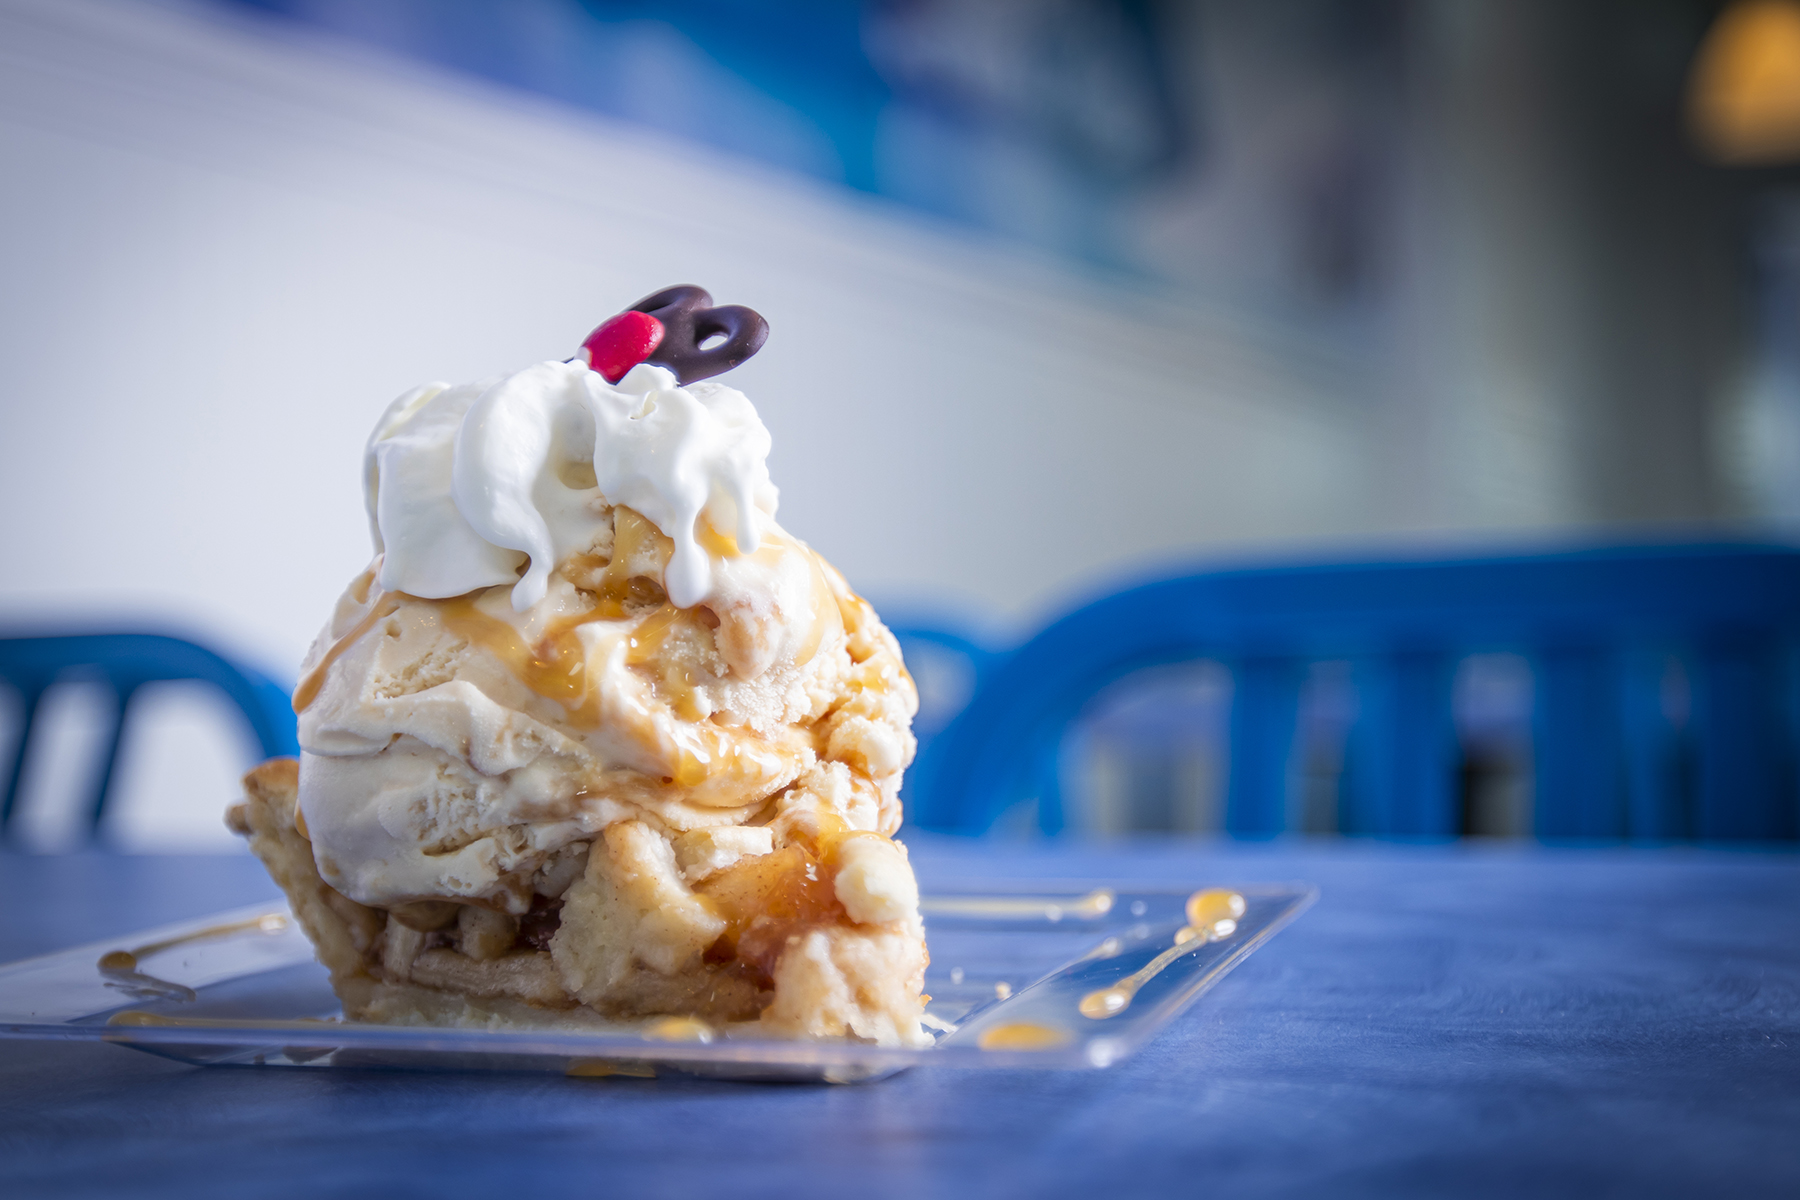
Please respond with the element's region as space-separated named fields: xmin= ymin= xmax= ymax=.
xmin=1 ymin=837 xmax=1797 ymax=1200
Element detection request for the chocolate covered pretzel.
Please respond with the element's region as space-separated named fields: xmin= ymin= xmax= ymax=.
xmin=580 ymin=285 xmax=769 ymax=385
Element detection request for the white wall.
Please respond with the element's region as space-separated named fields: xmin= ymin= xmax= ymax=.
xmin=0 ymin=0 xmax=1383 ymax=845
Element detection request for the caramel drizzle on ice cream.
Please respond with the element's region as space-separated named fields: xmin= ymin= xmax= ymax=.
xmin=292 ymin=582 xmax=400 ymax=713
xmin=293 ymin=513 xmax=868 ymax=793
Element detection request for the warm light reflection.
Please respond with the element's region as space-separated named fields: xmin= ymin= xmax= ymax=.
xmin=1689 ymin=0 xmax=1800 ymax=162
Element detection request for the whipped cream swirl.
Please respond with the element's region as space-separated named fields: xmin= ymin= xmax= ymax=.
xmin=364 ymin=360 xmax=778 ymax=610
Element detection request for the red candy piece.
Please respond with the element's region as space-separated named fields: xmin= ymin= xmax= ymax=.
xmin=581 ymin=310 xmax=665 ymax=383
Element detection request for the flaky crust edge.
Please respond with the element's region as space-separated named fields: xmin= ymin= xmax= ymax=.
xmin=229 ymin=758 xmax=383 ymax=1015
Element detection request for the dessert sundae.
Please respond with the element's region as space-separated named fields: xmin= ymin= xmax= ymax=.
xmin=228 ymin=286 xmax=929 ymax=1046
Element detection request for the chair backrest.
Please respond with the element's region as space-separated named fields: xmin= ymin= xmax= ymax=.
xmin=910 ymin=544 xmax=1800 ymax=841
xmin=885 ymin=619 xmax=1002 ymax=814
xmin=0 ymin=632 xmax=299 ymax=841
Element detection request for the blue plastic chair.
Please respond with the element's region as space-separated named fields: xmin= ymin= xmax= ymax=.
xmin=0 ymin=633 xmax=299 ymax=841
xmin=911 ymin=544 xmax=1800 ymax=841
xmin=885 ymin=619 xmax=1002 ymax=815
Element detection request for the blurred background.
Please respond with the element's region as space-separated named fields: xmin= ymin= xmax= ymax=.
xmin=4 ymin=0 xmax=1800 ymax=849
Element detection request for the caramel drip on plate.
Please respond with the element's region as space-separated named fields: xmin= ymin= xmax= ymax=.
xmin=1078 ymin=889 xmax=1244 ymax=1020
xmin=642 ymin=1015 xmax=714 ymax=1043
xmin=566 ymin=1058 xmax=657 ymax=1079
xmin=107 ymin=1011 xmax=338 ymax=1030
xmin=98 ymin=911 xmax=291 ymax=1001
xmin=918 ymin=889 xmax=1115 ymax=920
xmin=977 ymin=1022 xmax=1070 ymax=1051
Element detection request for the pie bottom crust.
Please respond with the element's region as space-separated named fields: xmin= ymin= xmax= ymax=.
xmin=228 ymin=759 xmax=931 ymax=1044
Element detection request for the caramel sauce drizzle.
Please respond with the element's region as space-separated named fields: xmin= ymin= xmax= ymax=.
xmin=793 ymin=548 xmax=842 ymax=669
xmin=695 ymin=837 xmax=849 ymax=984
xmin=292 ymin=583 xmax=400 ymax=713
xmin=598 ymin=507 xmax=674 ymax=615
xmin=696 ymin=514 xmax=845 ymax=672
xmin=1078 ymin=889 xmax=1245 ymax=1020
xmin=919 ymin=888 xmax=1115 ymax=921
xmin=566 ymin=1058 xmax=657 ymax=1078
xmin=435 ymin=596 xmax=602 ymax=718
xmin=107 ymin=1010 xmax=337 ymax=1030
xmin=98 ymin=911 xmax=291 ymax=1002
xmin=977 ymin=1022 xmax=1070 ymax=1051
xmin=434 ymin=594 xmax=729 ymax=787
xmin=641 ymin=1015 xmax=714 ymax=1042
xmin=290 ymin=506 xmax=863 ymax=794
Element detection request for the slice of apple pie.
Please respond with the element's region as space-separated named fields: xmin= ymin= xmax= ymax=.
xmin=228 ymin=289 xmax=930 ymax=1046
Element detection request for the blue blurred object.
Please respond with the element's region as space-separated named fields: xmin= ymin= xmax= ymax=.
xmin=913 ymin=544 xmax=1800 ymax=841
xmin=884 ymin=618 xmax=1001 ymax=816
xmin=0 ymin=633 xmax=299 ymax=842
xmin=213 ymin=0 xmax=1193 ymax=272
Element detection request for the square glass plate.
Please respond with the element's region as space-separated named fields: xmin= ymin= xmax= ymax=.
xmin=0 ymin=881 xmax=1314 ymax=1083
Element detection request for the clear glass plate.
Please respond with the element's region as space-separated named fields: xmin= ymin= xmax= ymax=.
xmin=0 ymin=881 xmax=1315 ymax=1083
